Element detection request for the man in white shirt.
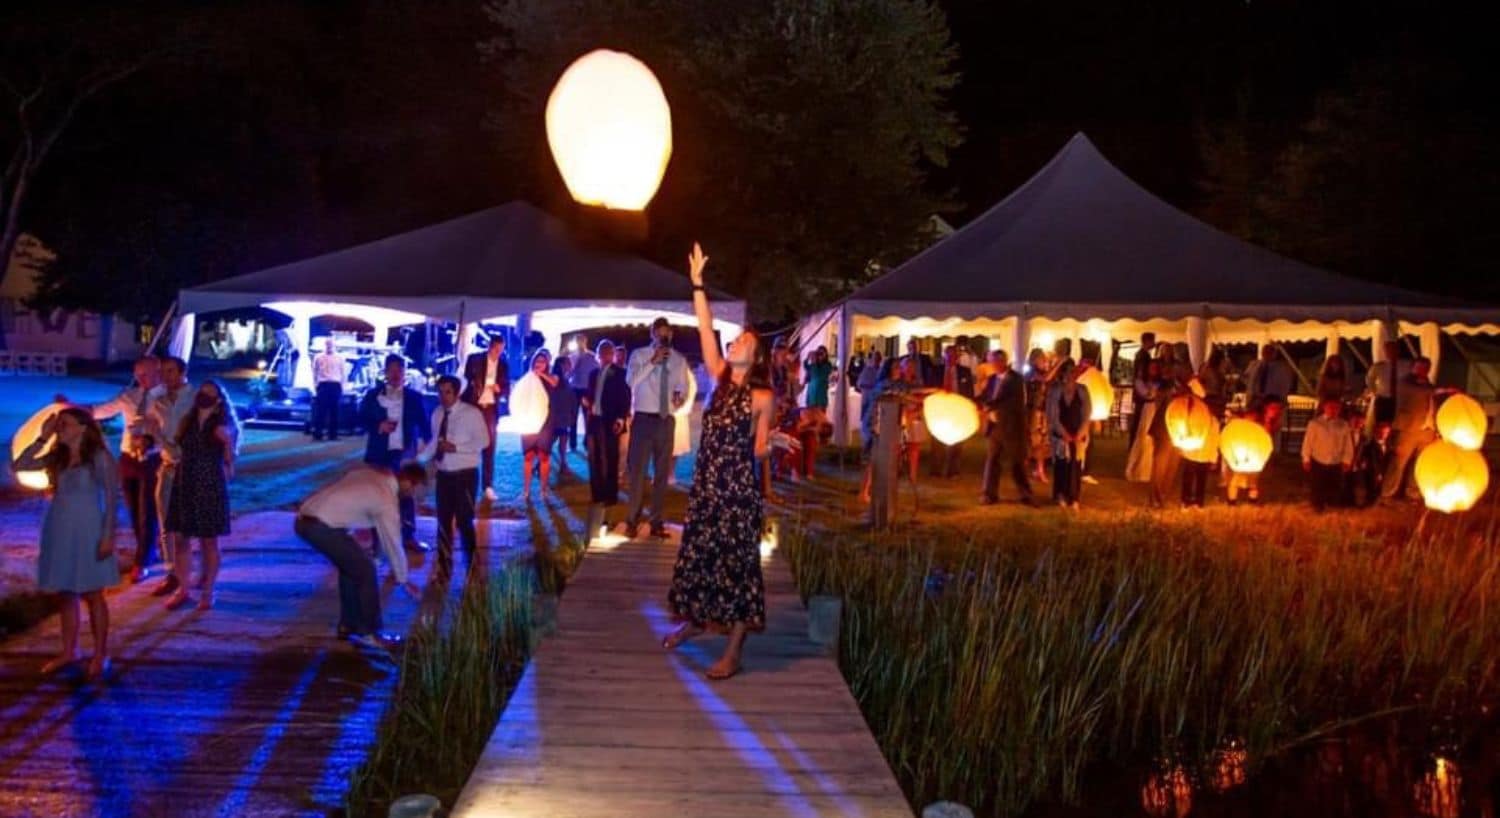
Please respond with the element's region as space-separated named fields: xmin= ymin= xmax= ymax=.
xmin=295 ymin=463 xmax=427 ymax=651
xmin=74 ymin=356 xmax=161 ymax=583
xmin=312 ymin=338 xmax=345 ymax=441
xmin=1364 ymin=340 xmax=1405 ymax=428
xmin=620 ymin=317 xmax=690 ymax=539
xmin=418 ymin=375 xmax=488 ymax=569
xmin=462 ymin=335 xmax=508 ymax=501
xmin=145 ymin=356 xmax=196 ymax=596
xmin=1301 ymin=397 xmax=1354 ymax=511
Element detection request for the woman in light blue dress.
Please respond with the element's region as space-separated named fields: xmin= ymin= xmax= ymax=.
xmin=13 ymin=406 xmax=120 ymax=680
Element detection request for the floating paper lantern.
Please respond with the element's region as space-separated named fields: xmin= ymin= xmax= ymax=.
xmin=1181 ymin=413 xmax=1220 ymax=465
xmin=1165 ymin=394 xmax=1215 ymax=452
xmin=545 ymin=49 xmax=673 ymax=211
xmin=1414 ymin=440 xmax=1489 ymax=513
xmin=1219 ymin=418 xmax=1274 ymax=474
xmin=1077 ymin=366 xmax=1112 ymax=422
xmin=923 ymin=391 xmax=980 ymax=446
xmin=1436 ymin=393 xmax=1488 ymax=451
xmin=10 ymin=402 xmax=64 ymax=490
xmin=499 ymin=372 xmax=550 ymax=436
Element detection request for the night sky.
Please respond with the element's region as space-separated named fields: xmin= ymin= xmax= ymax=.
xmin=7 ymin=0 xmax=1499 ymax=319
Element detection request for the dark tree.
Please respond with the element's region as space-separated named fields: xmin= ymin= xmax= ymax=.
xmin=481 ymin=0 xmax=963 ymax=321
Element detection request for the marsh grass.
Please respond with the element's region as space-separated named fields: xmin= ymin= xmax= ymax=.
xmin=344 ymin=566 xmax=534 ymax=817
xmin=786 ymin=506 xmax=1500 ymax=816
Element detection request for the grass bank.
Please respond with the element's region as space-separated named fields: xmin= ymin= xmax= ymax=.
xmin=786 ymin=505 xmax=1500 ymax=816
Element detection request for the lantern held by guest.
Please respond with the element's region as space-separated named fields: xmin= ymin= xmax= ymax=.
xmin=1414 ymin=440 xmax=1490 ymax=513
xmin=923 ymin=391 xmax=980 ymax=446
xmin=500 ymin=372 xmax=550 ymax=436
xmin=1219 ymin=418 xmax=1274 ymax=474
xmin=1436 ymin=393 xmax=1488 ymax=451
xmin=1077 ymin=366 xmax=1112 ymax=422
xmin=545 ymin=49 xmax=673 ymax=211
xmin=1165 ymin=395 xmax=1215 ymax=452
xmin=10 ymin=402 xmax=64 ymax=491
xmin=1180 ymin=414 xmax=1220 ymax=465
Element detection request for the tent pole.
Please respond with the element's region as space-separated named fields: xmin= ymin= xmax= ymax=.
xmin=143 ymin=300 xmax=178 ymax=357
xmin=835 ymin=305 xmax=852 ymax=452
xmin=454 ymin=301 xmax=467 ymax=377
xmin=1274 ymin=343 xmax=1314 ymax=395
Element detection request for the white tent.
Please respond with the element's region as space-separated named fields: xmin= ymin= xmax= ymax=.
xmin=812 ymin=133 xmax=1500 ymax=442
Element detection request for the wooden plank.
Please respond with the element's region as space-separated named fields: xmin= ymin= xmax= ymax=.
xmin=452 ymin=533 xmax=911 ymax=817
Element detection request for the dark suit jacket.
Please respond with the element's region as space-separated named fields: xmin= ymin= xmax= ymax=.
xmin=583 ymin=365 xmax=631 ymax=426
xmin=905 ymin=353 xmax=940 ymax=388
xmin=461 ymin=352 xmax=510 ymax=407
xmin=938 ymin=364 xmax=975 ymax=399
xmin=981 ymin=370 xmax=1028 ymax=444
xmin=360 ymin=381 xmax=432 ymax=463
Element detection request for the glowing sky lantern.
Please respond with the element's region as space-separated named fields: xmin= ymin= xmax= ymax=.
xmin=1076 ymin=366 xmax=1112 ymax=422
xmin=1165 ymin=394 xmax=1215 ymax=452
xmin=923 ymin=391 xmax=980 ymax=446
xmin=1414 ymin=440 xmax=1490 ymax=513
xmin=500 ymin=372 xmax=550 ymax=436
xmin=9 ymin=403 xmax=64 ymax=490
xmin=1219 ymin=418 xmax=1273 ymax=474
xmin=1435 ymin=393 xmax=1488 ymax=451
xmin=545 ymin=49 xmax=673 ymax=211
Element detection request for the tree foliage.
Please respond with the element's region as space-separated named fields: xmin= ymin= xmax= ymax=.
xmin=481 ymin=0 xmax=962 ymax=321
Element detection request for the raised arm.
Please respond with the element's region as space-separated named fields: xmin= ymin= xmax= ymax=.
xmin=687 ymin=243 xmax=726 ymax=380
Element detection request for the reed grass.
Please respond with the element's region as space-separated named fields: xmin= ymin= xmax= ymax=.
xmin=344 ymin=567 xmax=534 ymax=817
xmin=785 ymin=506 xmax=1500 ymax=816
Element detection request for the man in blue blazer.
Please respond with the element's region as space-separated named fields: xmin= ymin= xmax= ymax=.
xmin=361 ymin=354 xmax=433 ymax=550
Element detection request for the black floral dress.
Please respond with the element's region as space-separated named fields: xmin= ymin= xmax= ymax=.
xmin=167 ymin=421 xmax=231 ymax=538
xmin=667 ymin=381 xmax=765 ymax=632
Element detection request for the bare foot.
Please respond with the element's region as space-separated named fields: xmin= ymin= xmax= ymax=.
xmin=41 ymin=653 xmax=78 ymax=675
xmin=165 ymin=589 xmax=195 ymax=611
xmin=662 ymin=623 xmax=704 ymax=650
xmin=86 ymin=655 xmax=110 ymax=682
xmin=706 ymin=655 xmax=742 ymax=681
xmin=196 ymin=592 xmax=215 ymax=611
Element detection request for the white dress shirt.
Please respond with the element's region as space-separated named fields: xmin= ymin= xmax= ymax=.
xmin=626 ymin=346 xmax=691 ymax=415
xmin=299 ymin=467 xmax=409 ymax=583
xmin=92 ymin=384 xmax=155 ymax=456
xmin=478 ymin=356 xmax=499 ymax=407
xmin=1301 ymin=415 xmax=1354 ymax=467
xmin=377 ymin=387 xmax=404 ymax=450
xmin=419 ymin=400 xmax=488 ymax=472
xmin=314 ymin=351 xmax=345 ymax=384
xmin=149 ymin=381 xmax=197 ymax=464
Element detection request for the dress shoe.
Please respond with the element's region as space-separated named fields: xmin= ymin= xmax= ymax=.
xmin=348 ymin=632 xmax=403 ymax=652
xmin=405 ymin=539 xmax=434 ymax=552
xmin=150 ymin=574 xmax=181 ymax=598
xmin=978 ymin=496 xmax=998 ymax=506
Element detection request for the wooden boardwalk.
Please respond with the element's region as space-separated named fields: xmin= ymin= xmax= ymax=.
xmin=0 ymin=510 xmax=524 ymax=818
xmin=452 ymin=530 xmax=912 ymax=818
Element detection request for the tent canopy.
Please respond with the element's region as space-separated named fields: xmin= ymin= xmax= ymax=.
xmin=847 ymin=133 xmax=1496 ymax=329
xmin=179 ymin=200 xmax=745 ymax=326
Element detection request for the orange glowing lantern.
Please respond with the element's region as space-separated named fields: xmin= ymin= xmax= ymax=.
xmin=1436 ymin=393 xmax=1488 ymax=451
xmin=10 ymin=402 xmax=64 ymax=490
xmin=499 ymin=372 xmax=550 ymax=436
xmin=1165 ymin=394 xmax=1215 ymax=452
xmin=1209 ymin=740 xmax=1248 ymax=793
xmin=1414 ymin=440 xmax=1490 ymax=513
xmin=1181 ymin=413 xmax=1220 ymax=464
xmin=923 ymin=391 xmax=980 ymax=446
xmin=1219 ymin=418 xmax=1274 ymax=474
xmin=1141 ymin=764 xmax=1193 ymax=818
xmin=1077 ymin=366 xmax=1112 ymax=422
xmin=545 ymin=49 xmax=673 ymax=211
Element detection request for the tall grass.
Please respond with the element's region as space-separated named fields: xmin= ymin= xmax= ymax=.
xmin=785 ymin=508 xmax=1500 ymax=816
xmin=345 ymin=567 xmax=534 ymax=817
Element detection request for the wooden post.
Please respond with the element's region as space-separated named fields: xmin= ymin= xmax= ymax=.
xmin=868 ymin=394 xmax=902 ymax=529
xmin=807 ymin=595 xmax=842 ymax=654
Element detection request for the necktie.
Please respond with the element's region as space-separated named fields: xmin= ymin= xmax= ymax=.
xmin=593 ymin=366 xmax=609 ymax=416
xmin=658 ymin=353 xmax=670 ymax=413
xmin=435 ymin=408 xmax=450 ymax=463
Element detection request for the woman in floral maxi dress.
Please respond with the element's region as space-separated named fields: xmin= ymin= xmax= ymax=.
xmin=663 ymin=243 xmax=792 ymax=681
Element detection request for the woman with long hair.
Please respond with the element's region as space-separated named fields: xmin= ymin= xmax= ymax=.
xmin=549 ymin=354 xmax=579 ymax=475
xmin=1025 ymin=347 xmax=1051 ymax=483
xmin=663 ymin=244 xmax=792 ymax=681
xmin=14 ymin=407 xmax=119 ymax=679
xmin=1046 ymin=361 xmax=1092 ymax=509
xmin=519 ymin=349 xmax=563 ymax=502
xmin=165 ymin=379 xmax=238 ymax=610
